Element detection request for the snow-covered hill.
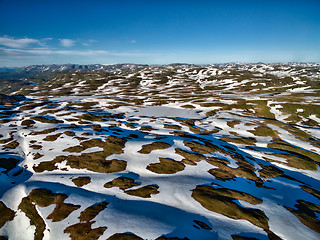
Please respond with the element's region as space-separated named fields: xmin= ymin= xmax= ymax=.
xmin=0 ymin=63 xmax=319 ymax=240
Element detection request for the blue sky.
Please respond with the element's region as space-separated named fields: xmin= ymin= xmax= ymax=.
xmin=0 ymin=0 xmax=319 ymax=66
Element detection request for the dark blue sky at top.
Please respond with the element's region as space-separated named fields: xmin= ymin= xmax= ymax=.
xmin=0 ymin=0 xmax=319 ymax=66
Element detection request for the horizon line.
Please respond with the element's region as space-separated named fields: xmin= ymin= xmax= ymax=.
xmin=2 ymin=61 xmax=320 ymax=68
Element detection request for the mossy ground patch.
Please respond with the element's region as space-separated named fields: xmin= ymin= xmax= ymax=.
xmin=104 ymin=177 xmax=140 ymax=190
xmin=72 ymin=176 xmax=91 ymax=187
xmin=125 ymin=185 xmax=159 ymax=198
xmin=0 ymin=201 xmax=15 ymax=228
xmin=138 ymin=141 xmax=171 ymax=154
xmin=147 ymin=157 xmax=185 ymax=174
xmin=191 ymin=185 xmax=273 ymax=234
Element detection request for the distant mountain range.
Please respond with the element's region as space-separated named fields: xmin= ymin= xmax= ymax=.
xmin=1 ymin=62 xmax=320 ymax=79
xmin=0 ymin=64 xmax=149 ymax=80
xmin=0 ymin=67 xmax=20 ymax=73
xmin=13 ymin=63 xmax=149 ymax=75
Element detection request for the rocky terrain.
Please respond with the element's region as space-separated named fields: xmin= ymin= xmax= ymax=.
xmin=0 ymin=63 xmax=319 ymax=240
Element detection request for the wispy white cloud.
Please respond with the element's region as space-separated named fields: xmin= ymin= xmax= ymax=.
xmin=130 ymin=40 xmax=137 ymax=44
xmin=0 ymin=36 xmax=42 ymax=48
xmin=0 ymin=47 xmax=154 ymax=58
xmin=82 ymin=39 xmax=96 ymax=46
xmin=59 ymin=39 xmax=75 ymax=47
xmin=0 ymin=36 xmax=157 ymax=65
